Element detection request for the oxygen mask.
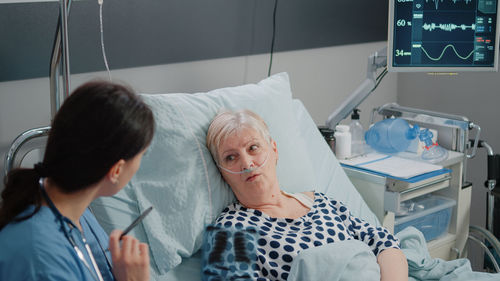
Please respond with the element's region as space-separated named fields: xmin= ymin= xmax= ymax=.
xmin=217 ymin=152 xmax=269 ymax=175
xmin=419 ymin=128 xmax=448 ymax=163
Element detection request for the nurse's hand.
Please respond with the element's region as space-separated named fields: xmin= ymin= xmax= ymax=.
xmin=109 ymin=230 xmax=150 ymax=281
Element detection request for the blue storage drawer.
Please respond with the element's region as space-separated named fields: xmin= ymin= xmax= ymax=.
xmin=394 ymin=195 xmax=456 ymax=241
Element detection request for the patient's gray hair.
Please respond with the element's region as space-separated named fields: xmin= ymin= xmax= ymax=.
xmin=206 ymin=109 xmax=272 ymax=164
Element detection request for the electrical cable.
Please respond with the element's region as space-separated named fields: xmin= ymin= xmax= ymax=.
xmin=372 ymin=66 xmax=388 ymax=91
xmin=99 ymin=0 xmax=112 ymax=81
xmin=268 ymin=0 xmax=278 ymax=77
xmin=376 ymin=66 xmax=387 ymax=81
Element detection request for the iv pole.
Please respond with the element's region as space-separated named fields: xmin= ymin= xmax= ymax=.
xmin=4 ymin=0 xmax=71 ymax=176
xmin=50 ymin=0 xmax=72 ymax=117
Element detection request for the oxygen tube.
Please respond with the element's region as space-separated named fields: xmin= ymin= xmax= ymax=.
xmin=217 ymin=152 xmax=269 ymax=174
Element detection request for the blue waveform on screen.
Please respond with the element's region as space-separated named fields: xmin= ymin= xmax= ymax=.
xmin=422 ymin=22 xmax=476 ymax=31
xmin=426 ymin=0 xmax=473 ymax=10
xmin=420 ymin=44 xmax=474 ymax=61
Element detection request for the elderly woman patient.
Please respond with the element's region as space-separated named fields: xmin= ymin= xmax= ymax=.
xmin=206 ymin=109 xmax=408 ymax=281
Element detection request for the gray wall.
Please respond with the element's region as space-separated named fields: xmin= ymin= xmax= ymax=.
xmin=0 ymin=0 xmax=388 ymax=82
xmin=397 ymin=72 xmax=500 ymax=267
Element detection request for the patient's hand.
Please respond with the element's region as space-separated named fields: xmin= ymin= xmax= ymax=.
xmin=109 ymin=230 xmax=150 ymax=281
xmin=377 ymin=248 xmax=408 ymax=281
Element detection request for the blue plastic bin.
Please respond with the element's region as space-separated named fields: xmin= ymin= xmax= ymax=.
xmin=395 ymin=195 xmax=456 ymax=241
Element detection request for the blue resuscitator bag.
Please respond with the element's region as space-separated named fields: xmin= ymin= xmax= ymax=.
xmin=365 ymin=118 xmax=420 ymax=154
xmin=365 ymin=118 xmax=448 ymax=163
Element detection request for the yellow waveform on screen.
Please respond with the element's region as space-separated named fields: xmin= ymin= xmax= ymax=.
xmin=420 ymin=44 xmax=474 ymax=61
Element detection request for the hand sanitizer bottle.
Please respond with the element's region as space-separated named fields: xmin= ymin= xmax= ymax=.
xmin=349 ymin=109 xmax=364 ymax=157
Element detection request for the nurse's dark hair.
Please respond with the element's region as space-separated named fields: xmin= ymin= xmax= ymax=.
xmin=0 ymin=80 xmax=155 ymax=230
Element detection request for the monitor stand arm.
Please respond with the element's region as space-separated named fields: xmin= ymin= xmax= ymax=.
xmin=326 ymin=46 xmax=388 ymax=130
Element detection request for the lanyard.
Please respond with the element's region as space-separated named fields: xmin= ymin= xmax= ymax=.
xmin=70 ymin=233 xmax=105 ymax=281
xmin=85 ymin=207 xmax=114 ymax=272
xmin=39 ymin=178 xmax=107 ymax=281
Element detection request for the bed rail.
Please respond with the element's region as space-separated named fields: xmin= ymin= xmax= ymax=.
xmin=3 ymin=127 xmax=50 ymax=178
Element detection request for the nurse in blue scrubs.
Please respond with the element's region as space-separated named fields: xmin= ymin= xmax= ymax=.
xmin=0 ymin=81 xmax=155 ymax=281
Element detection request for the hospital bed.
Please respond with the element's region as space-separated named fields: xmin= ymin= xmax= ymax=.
xmin=85 ymin=72 xmax=378 ymax=280
xmin=82 ymin=72 xmax=498 ymax=280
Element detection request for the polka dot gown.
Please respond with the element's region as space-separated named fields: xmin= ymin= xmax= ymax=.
xmin=215 ymin=192 xmax=400 ymax=281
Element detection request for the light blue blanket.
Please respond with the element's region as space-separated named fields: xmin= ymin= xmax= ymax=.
xmin=397 ymin=227 xmax=499 ymax=281
xmin=287 ymin=226 xmax=499 ymax=281
xmin=287 ymin=239 xmax=380 ymax=281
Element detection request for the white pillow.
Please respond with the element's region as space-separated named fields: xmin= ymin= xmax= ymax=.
xmin=91 ymin=73 xmax=317 ymax=275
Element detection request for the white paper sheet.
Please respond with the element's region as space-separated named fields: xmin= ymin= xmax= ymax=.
xmin=340 ymin=152 xmax=443 ymax=179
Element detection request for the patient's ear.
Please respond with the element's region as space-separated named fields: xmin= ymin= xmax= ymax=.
xmin=107 ymin=159 xmax=126 ymax=184
xmin=271 ymin=139 xmax=278 ymax=163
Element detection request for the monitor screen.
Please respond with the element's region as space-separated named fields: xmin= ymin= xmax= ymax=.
xmin=388 ymin=0 xmax=500 ymax=72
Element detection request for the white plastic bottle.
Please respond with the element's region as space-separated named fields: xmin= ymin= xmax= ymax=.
xmin=334 ymin=125 xmax=351 ymax=159
xmin=349 ymin=109 xmax=364 ymax=157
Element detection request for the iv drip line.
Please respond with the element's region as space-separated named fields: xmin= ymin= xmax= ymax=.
xmin=99 ymin=1 xmax=112 ymax=81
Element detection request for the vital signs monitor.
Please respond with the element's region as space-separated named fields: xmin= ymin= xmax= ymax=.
xmin=388 ymin=0 xmax=500 ymax=72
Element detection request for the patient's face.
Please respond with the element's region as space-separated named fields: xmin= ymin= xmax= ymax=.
xmin=217 ymin=127 xmax=280 ymax=206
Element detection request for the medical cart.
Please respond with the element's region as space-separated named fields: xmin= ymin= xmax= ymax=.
xmin=342 ymin=103 xmax=478 ymax=261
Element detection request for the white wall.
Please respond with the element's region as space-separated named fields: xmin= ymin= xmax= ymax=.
xmin=0 ymin=41 xmax=398 ymax=187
